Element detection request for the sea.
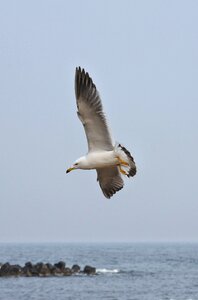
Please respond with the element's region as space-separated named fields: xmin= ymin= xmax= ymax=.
xmin=0 ymin=242 xmax=198 ymax=300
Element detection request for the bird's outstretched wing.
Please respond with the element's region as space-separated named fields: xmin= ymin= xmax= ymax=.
xmin=75 ymin=67 xmax=113 ymax=152
xmin=96 ymin=167 xmax=124 ymax=199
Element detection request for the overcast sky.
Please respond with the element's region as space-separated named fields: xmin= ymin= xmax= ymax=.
xmin=0 ymin=0 xmax=197 ymax=243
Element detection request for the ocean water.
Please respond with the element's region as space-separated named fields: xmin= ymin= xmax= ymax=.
xmin=0 ymin=242 xmax=198 ymax=300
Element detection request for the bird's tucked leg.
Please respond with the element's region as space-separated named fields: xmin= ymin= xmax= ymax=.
xmin=116 ymin=156 xmax=129 ymax=166
xmin=119 ymin=165 xmax=128 ymax=176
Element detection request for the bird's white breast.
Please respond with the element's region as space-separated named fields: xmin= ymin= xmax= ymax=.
xmin=84 ymin=151 xmax=118 ymax=169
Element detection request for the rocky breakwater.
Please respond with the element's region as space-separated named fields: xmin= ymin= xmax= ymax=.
xmin=0 ymin=261 xmax=96 ymax=277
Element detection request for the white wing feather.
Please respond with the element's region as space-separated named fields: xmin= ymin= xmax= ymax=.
xmin=75 ymin=67 xmax=113 ymax=152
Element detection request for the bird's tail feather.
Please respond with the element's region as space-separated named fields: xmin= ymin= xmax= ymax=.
xmin=114 ymin=143 xmax=137 ymax=177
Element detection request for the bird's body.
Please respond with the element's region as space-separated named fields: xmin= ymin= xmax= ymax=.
xmin=66 ymin=67 xmax=137 ymax=198
xmin=77 ymin=151 xmax=119 ymax=170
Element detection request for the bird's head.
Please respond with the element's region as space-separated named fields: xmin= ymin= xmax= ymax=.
xmin=66 ymin=157 xmax=86 ymax=173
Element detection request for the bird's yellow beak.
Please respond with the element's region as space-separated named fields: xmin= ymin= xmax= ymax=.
xmin=66 ymin=167 xmax=75 ymax=174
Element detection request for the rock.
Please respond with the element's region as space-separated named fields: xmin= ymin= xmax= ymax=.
xmin=71 ymin=264 xmax=81 ymax=273
xmin=0 ymin=263 xmax=11 ymax=276
xmin=9 ymin=264 xmax=22 ymax=276
xmin=22 ymin=262 xmax=52 ymax=277
xmin=63 ymin=267 xmax=72 ymax=276
xmin=22 ymin=266 xmax=33 ymax=276
xmin=23 ymin=262 xmax=43 ymax=276
xmin=83 ymin=265 xmax=96 ymax=275
xmin=46 ymin=263 xmax=54 ymax=273
xmin=54 ymin=261 xmax=65 ymax=271
xmin=35 ymin=262 xmax=44 ymax=273
xmin=0 ymin=263 xmax=22 ymax=276
xmin=0 ymin=261 xmax=96 ymax=277
xmin=50 ymin=266 xmax=59 ymax=276
xmin=23 ymin=269 xmax=32 ymax=277
xmin=22 ymin=262 xmax=35 ymax=276
xmin=35 ymin=263 xmax=51 ymax=276
xmin=25 ymin=261 xmax=33 ymax=269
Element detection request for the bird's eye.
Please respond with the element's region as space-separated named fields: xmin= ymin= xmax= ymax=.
xmin=74 ymin=163 xmax=78 ymax=166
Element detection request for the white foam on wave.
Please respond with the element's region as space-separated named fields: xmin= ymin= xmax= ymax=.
xmin=96 ymin=268 xmax=119 ymax=274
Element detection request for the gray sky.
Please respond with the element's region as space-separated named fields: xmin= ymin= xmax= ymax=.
xmin=0 ymin=0 xmax=198 ymax=242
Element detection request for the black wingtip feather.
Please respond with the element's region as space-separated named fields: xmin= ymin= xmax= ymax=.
xmin=75 ymin=67 xmax=99 ymax=108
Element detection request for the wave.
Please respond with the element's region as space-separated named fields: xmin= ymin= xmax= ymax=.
xmin=96 ymin=268 xmax=120 ymax=274
xmin=96 ymin=268 xmax=155 ymax=278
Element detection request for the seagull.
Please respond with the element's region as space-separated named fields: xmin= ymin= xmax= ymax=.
xmin=66 ymin=67 xmax=137 ymax=198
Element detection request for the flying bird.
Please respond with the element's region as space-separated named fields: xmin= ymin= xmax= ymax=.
xmin=66 ymin=67 xmax=137 ymax=198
